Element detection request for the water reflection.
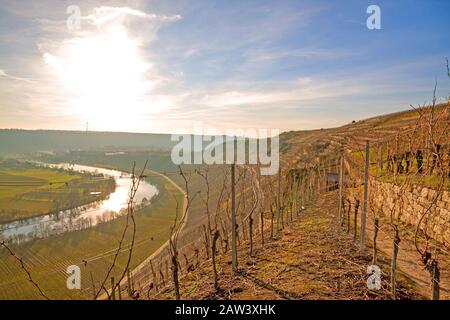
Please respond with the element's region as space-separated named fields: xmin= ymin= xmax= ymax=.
xmin=0 ymin=163 xmax=158 ymax=244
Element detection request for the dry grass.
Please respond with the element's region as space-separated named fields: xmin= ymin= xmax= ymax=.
xmin=152 ymin=192 xmax=424 ymax=300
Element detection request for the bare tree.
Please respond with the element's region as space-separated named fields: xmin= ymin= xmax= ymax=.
xmin=412 ymin=78 xmax=449 ymax=300
xmin=94 ymin=161 xmax=148 ymax=300
xmin=245 ymin=166 xmax=261 ymax=256
xmin=197 ymin=166 xmax=229 ymax=292
xmin=167 ymin=165 xmax=197 ymax=300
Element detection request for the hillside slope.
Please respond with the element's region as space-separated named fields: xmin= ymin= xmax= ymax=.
xmin=142 ymin=104 xmax=449 ymax=301
xmin=156 ymin=192 xmax=424 ymax=300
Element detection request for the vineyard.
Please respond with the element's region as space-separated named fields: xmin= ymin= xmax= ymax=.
xmin=0 ymin=101 xmax=448 ymax=300
xmin=0 ymin=0 xmax=448 ymax=304
xmin=0 ymin=169 xmax=182 ymax=299
xmin=99 ymin=102 xmax=449 ymax=300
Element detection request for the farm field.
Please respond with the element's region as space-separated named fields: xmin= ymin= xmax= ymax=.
xmin=0 ymin=168 xmax=183 ymax=299
xmin=0 ymin=166 xmax=115 ymax=224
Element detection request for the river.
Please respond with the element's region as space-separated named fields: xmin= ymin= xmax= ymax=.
xmin=0 ymin=163 xmax=158 ymax=244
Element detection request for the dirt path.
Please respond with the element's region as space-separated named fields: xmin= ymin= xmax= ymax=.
xmin=158 ymin=191 xmax=424 ymax=300
xmin=363 ymin=213 xmax=450 ymax=299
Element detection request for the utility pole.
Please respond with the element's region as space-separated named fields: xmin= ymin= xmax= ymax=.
xmin=361 ymin=140 xmax=370 ymax=253
xmin=231 ymin=163 xmax=237 ymax=272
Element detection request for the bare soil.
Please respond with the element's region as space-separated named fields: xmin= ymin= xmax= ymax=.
xmin=155 ymin=192 xmax=426 ymax=300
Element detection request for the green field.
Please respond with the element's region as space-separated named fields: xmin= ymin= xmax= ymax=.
xmin=0 ymin=152 xmax=242 ymax=299
xmin=0 ymin=167 xmax=115 ymax=224
xmin=0 ymin=168 xmax=183 ymax=299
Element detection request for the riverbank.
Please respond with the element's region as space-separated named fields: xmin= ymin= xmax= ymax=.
xmin=99 ymin=170 xmax=188 ymax=299
xmin=1 ymin=163 xmax=157 ymax=243
xmin=0 ymin=165 xmax=115 ymax=224
xmin=0 ymin=168 xmax=183 ymax=299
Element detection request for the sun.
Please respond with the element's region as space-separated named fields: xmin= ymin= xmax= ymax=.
xmin=44 ymin=29 xmax=151 ymax=129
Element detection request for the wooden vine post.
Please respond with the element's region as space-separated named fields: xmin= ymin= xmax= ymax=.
xmin=231 ymin=163 xmax=238 ymax=272
xmin=361 ymin=140 xmax=369 ymax=253
xmin=338 ymin=153 xmax=344 ymax=225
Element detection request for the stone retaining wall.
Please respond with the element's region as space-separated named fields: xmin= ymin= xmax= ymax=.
xmin=369 ymin=180 xmax=449 ymax=247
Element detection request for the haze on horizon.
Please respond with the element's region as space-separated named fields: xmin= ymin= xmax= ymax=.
xmin=0 ymin=0 xmax=449 ymax=136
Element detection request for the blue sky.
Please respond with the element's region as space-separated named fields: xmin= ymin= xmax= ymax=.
xmin=0 ymin=0 xmax=449 ymax=134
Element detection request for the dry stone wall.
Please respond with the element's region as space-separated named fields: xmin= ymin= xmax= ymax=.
xmin=369 ymin=180 xmax=449 ymax=247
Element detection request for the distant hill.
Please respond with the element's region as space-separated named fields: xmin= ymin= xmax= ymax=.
xmin=0 ymin=129 xmax=254 ymax=159
xmin=2 ymin=104 xmax=446 ymax=158
xmin=279 ymin=103 xmax=448 ymax=167
xmin=0 ymin=129 xmax=176 ymax=155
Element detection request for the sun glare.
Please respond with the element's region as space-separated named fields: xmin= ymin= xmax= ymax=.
xmin=44 ymin=30 xmax=151 ymax=128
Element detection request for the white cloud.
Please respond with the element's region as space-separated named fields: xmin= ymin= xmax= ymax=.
xmin=36 ymin=5 xmax=184 ymax=130
xmin=0 ymin=68 xmax=34 ymax=82
xmin=84 ymin=6 xmax=182 ymax=25
xmin=297 ymin=77 xmax=313 ymax=86
xmin=245 ymin=48 xmax=352 ymax=62
xmin=0 ymin=1 xmax=445 ymax=134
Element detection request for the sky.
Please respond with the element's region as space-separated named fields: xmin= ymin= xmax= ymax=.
xmin=0 ymin=0 xmax=449 ymax=135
